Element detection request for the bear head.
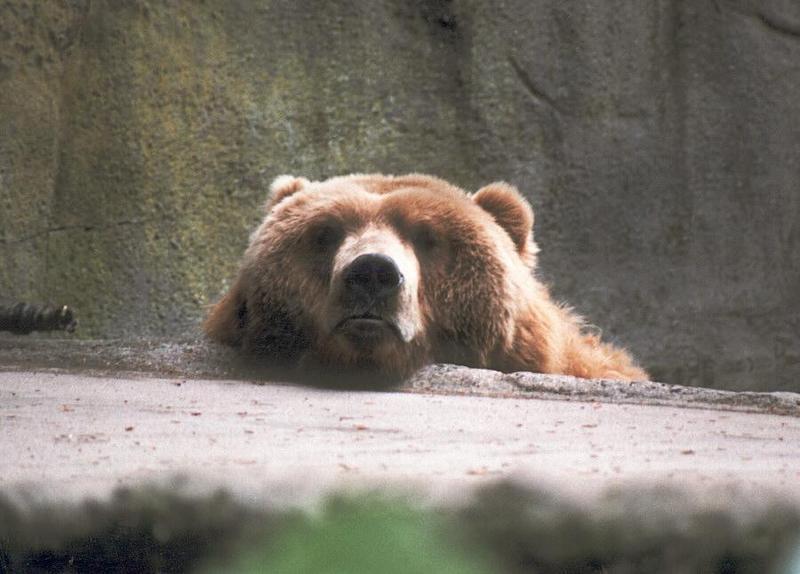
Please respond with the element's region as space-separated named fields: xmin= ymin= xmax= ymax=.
xmin=204 ymin=173 xmax=540 ymax=380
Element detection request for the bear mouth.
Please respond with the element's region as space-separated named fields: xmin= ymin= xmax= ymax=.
xmin=334 ymin=313 xmax=402 ymax=343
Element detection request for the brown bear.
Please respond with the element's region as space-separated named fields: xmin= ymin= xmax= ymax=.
xmin=205 ymin=173 xmax=648 ymax=382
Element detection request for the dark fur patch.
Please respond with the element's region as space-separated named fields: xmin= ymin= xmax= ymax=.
xmin=243 ymin=303 xmax=311 ymax=365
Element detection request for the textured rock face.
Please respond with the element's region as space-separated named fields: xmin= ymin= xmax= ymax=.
xmin=1 ymin=1 xmax=798 ymax=391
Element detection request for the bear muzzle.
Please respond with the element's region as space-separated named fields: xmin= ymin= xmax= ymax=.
xmin=324 ymin=225 xmax=424 ymax=349
xmin=333 ymin=254 xmax=406 ymax=345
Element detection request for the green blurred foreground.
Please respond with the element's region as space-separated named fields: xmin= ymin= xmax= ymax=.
xmin=231 ymin=497 xmax=490 ymax=574
xmin=2 ymin=482 xmax=800 ymax=574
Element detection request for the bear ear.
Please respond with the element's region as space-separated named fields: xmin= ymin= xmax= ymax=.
xmin=203 ymin=279 xmax=247 ymax=347
xmin=267 ymin=175 xmax=310 ymax=208
xmin=472 ymin=182 xmax=534 ymax=253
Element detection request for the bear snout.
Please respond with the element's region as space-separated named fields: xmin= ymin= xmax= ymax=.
xmin=342 ymin=253 xmax=405 ymax=303
xmin=324 ymin=225 xmax=423 ymax=346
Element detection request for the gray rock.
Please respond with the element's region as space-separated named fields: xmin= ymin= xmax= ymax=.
xmin=1 ymin=1 xmax=798 ymax=390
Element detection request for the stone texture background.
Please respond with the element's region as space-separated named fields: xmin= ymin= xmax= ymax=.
xmin=1 ymin=1 xmax=798 ymax=391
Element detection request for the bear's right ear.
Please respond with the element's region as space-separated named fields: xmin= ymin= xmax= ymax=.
xmin=472 ymin=182 xmax=535 ymax=254
xmin=266 ymin=175 xmax=310 ymax=209
xmin=203 ymin=279 xmax=247 ymax=347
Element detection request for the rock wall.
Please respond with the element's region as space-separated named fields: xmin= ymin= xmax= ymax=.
xmin=1 ymin=0 xmax=798 ymax=390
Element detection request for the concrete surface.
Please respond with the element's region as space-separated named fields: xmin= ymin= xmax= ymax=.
xmin=2 ymin=337 xmax=800 ymax=416
xmin=2 ymin=1 xmax=799 ymax=391
xmin=2 ymin=370 xmax=799 ymax=506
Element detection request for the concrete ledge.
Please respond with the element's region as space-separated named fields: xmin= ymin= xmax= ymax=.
xmin=1 ymin=336 xmax=798 ymax=417
xmin=2 ymin=369 xmax=799 ymax=505
xmin=410 ymin=364 xmax=800 ymax=417
xmin=2 ymin=338 xmax=799 ymax=571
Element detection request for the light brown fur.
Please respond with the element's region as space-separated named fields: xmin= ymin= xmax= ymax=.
xmin=205 ymin=173 xmax=648 ymax=381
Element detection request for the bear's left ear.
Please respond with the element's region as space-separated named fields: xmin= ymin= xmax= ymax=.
xmin=266 ymin=175 xmax=310 ymax=209
xmin=472 ymin=182 xmax=534 ymax=253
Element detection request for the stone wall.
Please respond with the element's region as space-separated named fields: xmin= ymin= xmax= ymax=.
xmin=1 ymin=0 xmax=798 ymax=390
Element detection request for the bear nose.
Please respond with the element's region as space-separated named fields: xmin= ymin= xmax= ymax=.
xmin=343 ymin=254 xmax=404 ymax=300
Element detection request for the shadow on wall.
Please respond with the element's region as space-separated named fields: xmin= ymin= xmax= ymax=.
xmin=0 ymin=1 xmax=797 ymax=391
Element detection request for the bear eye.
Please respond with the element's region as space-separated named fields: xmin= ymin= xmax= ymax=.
xmin=308 ymin=223 xmax=343 ymax=251
xmin=410 ymin=224 xmax=439 ymax=253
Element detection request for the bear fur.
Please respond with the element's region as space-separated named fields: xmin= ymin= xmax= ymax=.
xmin=205 ymin=173 xmax=648 ymax=381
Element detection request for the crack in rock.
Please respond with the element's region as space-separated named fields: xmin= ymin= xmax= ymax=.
xmin=721 ymin=2 xmax=800 ymax=40
xmin=508 ymin=56 xmax=567 ymax=118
